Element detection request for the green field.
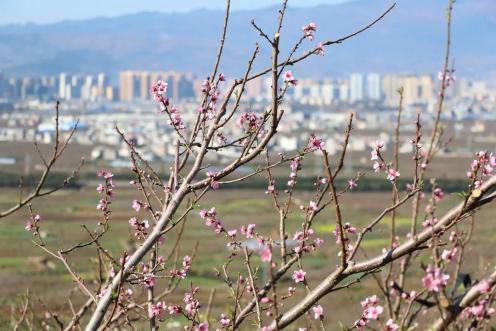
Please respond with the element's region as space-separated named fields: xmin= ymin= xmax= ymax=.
xmin=1 ymin=186 xmax=495 ymax=330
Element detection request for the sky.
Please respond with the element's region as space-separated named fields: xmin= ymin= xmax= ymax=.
xmin=0 ymin=0 xmax=351 ymax=25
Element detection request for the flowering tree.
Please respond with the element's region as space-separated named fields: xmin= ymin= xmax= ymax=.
xmin=4 ymin=0 xmax=496 ymax=330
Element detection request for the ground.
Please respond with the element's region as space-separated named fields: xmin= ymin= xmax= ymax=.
xmin=0 ymin=184 xmax=495 ymax=330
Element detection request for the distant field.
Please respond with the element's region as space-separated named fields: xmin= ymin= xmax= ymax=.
xmin=1 ymin=184 xmax=495 ymax=329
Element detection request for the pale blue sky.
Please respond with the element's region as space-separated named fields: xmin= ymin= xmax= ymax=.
xmin=1 ymin=0 xmax=351 ymax=25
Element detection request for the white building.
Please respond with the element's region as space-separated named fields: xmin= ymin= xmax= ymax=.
xmin=349 ymin=73 xmax=364 ymax=103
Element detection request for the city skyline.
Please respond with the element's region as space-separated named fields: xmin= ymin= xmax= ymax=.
xmin=1 ymin=70 xmax=492 ymax=109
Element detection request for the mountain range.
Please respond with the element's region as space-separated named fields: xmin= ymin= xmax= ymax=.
xmin=0 ymin=0 xmax=494 ymax=80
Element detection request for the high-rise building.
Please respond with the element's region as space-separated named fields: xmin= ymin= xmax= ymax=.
xmin=349 ymin=73 xmax=364 ymax=103
xmin=418 ymin=75 xmax=433 ymax=103
xmin=366 ymin=73 xmax=381 ymax=100
xmin=178 ymin=73 xmax=195 ymax=100
xmin=139 ymin=71 xmax=150 ymax=100
xmin=119 ymin=71 xmax=135 ymax=101
xmin=245 ymin=76 xmax=263 ymax=100
xmin=321 ymin=80 xmax=335 ymax=105
xmin=338 ymin=80 xmax=349 ymax=102
xmin=382 ymin=74 xmax=403 ymax=107
xmin=58 ymin=73 xmax=69 ymax=99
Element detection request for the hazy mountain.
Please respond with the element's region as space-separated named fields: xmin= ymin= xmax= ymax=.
xmin=0 ymin=0 xmax=494 ymax=79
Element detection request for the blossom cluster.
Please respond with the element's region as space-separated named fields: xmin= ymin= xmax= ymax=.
xmin=96 ymin=170 xmax=115 ymax=213
xmin=287 ymin=156 xmax=303 ymax=188
xmin=199 ymin=74 xmax=224 ymax=118
xmin=166 ymin=105 xmax=185 ymax=130
xmin=151 ymin=80 xmax=167 ymax=101
xmin=354 ymin=295 xmax=385 ymax=329
xmin=461 ymin=299 xmax=496 ymax=320
xmin=237 ymin=112 xmax=264 ymax=134
xmin=199 ymin=207 xmax=223 ymax=234
xmin=422 ymin=265 xmax=450 ymax=292
xmin=437 ymin=68 xmax=456 ymax=89
xmin=305 ymin=134 xmax=325 ymax=152
xmin=332 ymin=222 xmax=356 ymax=258
xmin=283 ymin=71 xmax=297 ymax=86
xmin=183 ymin=286 xmax=201 ymax=317
xmin=467 ymin=150 xmax=496 ymax=188
xmin=128 ymin=217 xmax=149 ymax=238
xmin=293 ymin=227 xmax=324 ymax=255
xmin=170 ymin=255 xmax=192 ymax=279
xmin=206 ymin=171 xmax=220 ymax=190
xmin=370 ymin=140 xmax=400 ymax=181
xmin=302 ymin=22 xmax=317 ymax=40
xmin=151 ymin=80 xmax=186 ymax=131
xmin=25 ymin=214 xmax=41 ymax=232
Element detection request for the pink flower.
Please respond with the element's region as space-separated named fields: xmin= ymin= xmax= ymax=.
xmin=449 ymin=231 xmax=458 ymax=243
xmin=227 ymin=229 xmax=237 ymax=239
xmin=96 ymin=198 xmax=106 ymax=211
xmin=151 ymin=80 xmax=168 ymax=101
xmin=306 ymin=133 xmax=325 ymax=151
xmin=348 ymin=179 xmax=357 ymax=189
xmin=167 ymin=106 xmax=185 ymax=130
xmin=150 ymin=301 xmax=167 ymax=317
xmin=387 ymin=168 xmax=400 ymax=181
xmin=292 ymin=269 xmax=306 ymax=283
xmin=308 ymin=201 xmax=318 ymax=212
xmin=422 ymin=266 xmax=450 ymax=292
xmin=302 ymin=22 xmax=317 ymax=40
xmin=219 ymin=313 xmax=230 ymax=327
xmin=422 ymin=217 xmax=438 ymax=228
xmin=370 ymin=149 xmax=379 ymax=161
xmin=375 ymin=140 xmax=385 ymax=149
xmin=25 ymin=221 xmax=34 ymax=231
xmin=128 ymin=217 xmax=139 ymax=228
xmin=237 ymin=112 xmax=262 ymax=132
xmin=97 ymin=170 xmax=114 ymax=179
xmin=132 ymin=199 xmax=142 ymax=212
xmin=316 ymin=42 xmax=325 ymax=56
xmin=240 ymin=224 xmax=256 ymax=238
xmin=440 ymin=248 xmax=457 ymax=262
xmin=96 ymin=184 xmax=105 ymax=194
xmin=168 ymin=305 xmax=181 ymax=315
xmin=144 ymin=273 xmax=156 ymax=288
xmin=265 ymin=184 xmax=275 ymax=195
xmin=195 ymin=322 xmax=209 ymax=331
xmin=25 ymin=214 xmax=40 ymax=231
xmin=372 ymin=161 xmax=381 ymax=173
xmin=361 ymin=295 xmax=379 ymax=307
xmin=433 ymin=187 xmax=445 ymax=201
xmin=385 ymin=319 xmax=399 ymax=331
xmin=283 ymin=71 xmax=297 ymax=86
xmin=314 ymin=238 xmax=324 ymax=247
xmin=199 ymin=207 xmax=216 ymax=219
xmin=260 ymin=297 xmax=271 ymax=304
xmin=364 ymin=305 xmax=383 ymax=319
xmin=260 ymin=247 xmax=272 ymax=262
xmin=470 ymin=304 xmax=485 ymax=317
xmin=293 ymin=231 xmax=304 ymax=242
xmin=479 ymin=280 xmax=492 ymax=294
xmin=290 ymin=157 xmax=302 ymax=171
xmin=312 ymin=305 xmax=324 ymax=319
xmin=206 ymin=171 xmax=220 ymax=190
